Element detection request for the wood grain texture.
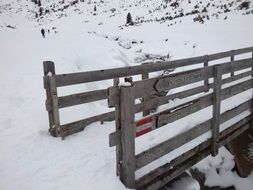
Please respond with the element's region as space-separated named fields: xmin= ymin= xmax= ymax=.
xmin=49 ymin=47 xmax=253 ymax=87
xmin=120 ymin=85 xmax=136 ymax=188
xmin=211 ymin=65 xmax=222 ymax=156
xmin=43 ymin=61 xmax=55 ymax=133
xmin=136 ymin=116 xmax=251 ymax=190
xmin=135 ymin=100 xmax=251 ymax=170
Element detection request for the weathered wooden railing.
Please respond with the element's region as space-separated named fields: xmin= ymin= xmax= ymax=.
xmin=43 ymin=47 xmax=253 ymax=138
xmin=108 ymin=49 xmax=253 ymax=189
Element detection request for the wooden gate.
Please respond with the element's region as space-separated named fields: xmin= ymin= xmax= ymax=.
xmin=108 ymin=50 xmax=253 ymax=189
xmin=43 ymin=47 xmax=253 ymax=139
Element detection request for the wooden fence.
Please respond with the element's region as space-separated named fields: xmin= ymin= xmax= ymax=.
xmin=107 ymin=48 xmax=253 ymax=189
xmin=43 ymin=47 xmax=253 ymax=139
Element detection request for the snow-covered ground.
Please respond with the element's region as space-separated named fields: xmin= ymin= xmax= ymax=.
xmin=0 ymin=0 xmax=253 ymax=190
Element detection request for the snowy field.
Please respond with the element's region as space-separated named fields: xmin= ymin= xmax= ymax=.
xmin=1 ymin=0 xmax=253 ymax=190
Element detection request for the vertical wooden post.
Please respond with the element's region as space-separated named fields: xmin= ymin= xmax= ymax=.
xmin=212 ymin=65 xmax=222 ymax=156
xmin=251 ymin=51 xmax=253 ymax=78
xmin=113 ymin=78 xmax=121 ymax=176
xmin=251 ymin=51 xmax=253 ymax=131
xmin=231 ymin=50 xmax=235 ymax=77
xmin=43 ymin=61 xmax=56 ymax=136
xmin=204 ymin=55 xmax=209 ymax=92
xmin=120 ymin=83 xmax=136 ymax=188
xmin=142 ymin=70 xmax=150 ymax=116
xmin=49 ymin=76 xmax=61 ymax=138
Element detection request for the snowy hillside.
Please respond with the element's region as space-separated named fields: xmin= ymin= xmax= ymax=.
xmin=0 ymin=0 xmax=253 ymax=190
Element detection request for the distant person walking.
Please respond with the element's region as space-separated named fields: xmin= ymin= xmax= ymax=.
xmin=41 ymin=28 xmax=45 ymax=38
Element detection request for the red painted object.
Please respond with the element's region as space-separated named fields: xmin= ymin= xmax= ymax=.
xmin=136 ymin=127 xmax=152 ymax=137
xmin=136 ymin=117 xmax=154 ymax=137
xmin=136 ymin=117 xmax=153 ymax=127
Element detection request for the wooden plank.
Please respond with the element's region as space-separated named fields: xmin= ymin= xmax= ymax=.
xmin=136 ymin=116 xmax=250 ymax=188
xmin=133 ymin=58 xmax=252 ymax=98
xmin=156 ymin=78 xmax=252 ymax=129
xmin=109 ymin=79 xmax=252 ymax=147
xmin=57 ymin=89 xmax=107 ymax=109
xmin=154 ymin=68 xmax=207 ymax=92
xmin=61 ymin=111 xmax=115 ymax=137
xmin=53 ymin=67 xmax=252 ymax=113
xmin=136 ymin=116 xmax=251 ymax=190
xmin=157 ymin=94 xmax=212 ymax=128
xmin=137 ymin=147 xmax=211 ymax=190
xmin=53 ymin=57 xmax=205 ymax=87
xmin=211 ymin=65 xmax=222 ymax=156
xmin=231 ymin=52 xmax=235 ymax=77
xmin=135 ymin=138 xmax=210 ymax=188
xmin=153 ymin=59 xmax=251 ymax=92
xmin=204 ymin=56 xmax=209 ymax=92
xmin=120 ymin=85 xmax=136 ymax=188
xmin=207 ymin=46 xmax=253 ymax=61
xmin=47 ymin=47 xmax=253 ymax=87
xmin=113 ymin=78 xmax=121 ymax=177
xmin=251 ymin=51 xmax=253 ymax=78
xmin=135 ymin=100 xmax=251 ymax=170
xmin=221 ymin=70 xmax=252 ymax=85
xmin=60 ymin=62 xmax=253 ymax=138
xmin=43 ymin=61 xmax=55 ymax=134
xmin=49 ymin=76 xmax=61 ymax=137
xmin=109 ymin=59 xmax=251 ymax=107
xmin=108 ymin=68 xmax=252 ymax=108
xmin=251 ymin=51 xmax=253 ymax=131
xmin=142 ymin=69 xmax=150 ymax=116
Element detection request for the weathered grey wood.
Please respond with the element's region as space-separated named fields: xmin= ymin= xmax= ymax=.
xmin=109 ymin=130 xmax=120 ymax=147
xmin=207 ymin=46 xmax=253 ymax=61
xmin=136 ymin=116 xmax=251 ymax=190
xmin=46 ymin=47 xmax=253 ymax=87
xmin=156 ymin=79 xmax=252 ymax=129
xmin=231 ymin=52 xmax=235 ymax=77
xmin=132 ymin=58 xmax=252 ymax=98
xmin=49 ymin=76 xmax=61 ymax=137
xmin=108 ymin=67 xmax=252 ymax=109
xmin=113 ymin=78 xmax=121 ymax=177
xmin=43 ymin=61 xmax=56 ymax=89
xmin=211 ymin=65 xmax=222 ymax=156
xmin=251 ymin=51 xmax=253 ymax=131
xmin=157 ymin=94 xmax=212 ymax=128
xmin=220 ymin=116 xmax=250 ymax=139
xmin=135 ymin=100 xmax=251 ymax=170
xmin=61 ymin=111 xmax=115 ymax=137
xmin=109 ymin=79 xmax=253 ymax=148
xmin=251 ymin=51 xmax=253 ymax=77
xmin=204 ymin=56 xmax=209 ymax=92
xmin=108 ymin=58 xmax=253 ymax=109
xmin=43 ymin=61 xmax=55 ymax=134
xmin=151 ymin=59 xmax=251 ymax=93
xmin=57 ymin=89 xmax=107 ymax=109
xmin=45 ymin=48 xmax=253 ymax=138
xmin=142 ymin=70 xmax=150 ymax=116
xmin=137 ymin=147 xmax=211 ymax=190
xmin=135 ymin=138 xmax=210 ymax=188
xmin=120 ymin=85 xmax=136 ymax=188
xmin=154 ymin=67 xmax=207 ymax=93
xmin=220 ymin=121 xmax=250 ymax=147
xmin=221 ymin=70 xmax=252 ymax=85
xmin=136 ymin=116 xmax=250 ymax=188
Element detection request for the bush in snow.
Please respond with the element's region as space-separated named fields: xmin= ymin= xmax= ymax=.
xmin=126 ymin=12 xmax=134 ymax=25
xmin=238 ymin=1 xmax=250 ymax=10
xmin=39 ymin=7 xmax=43 ymax=16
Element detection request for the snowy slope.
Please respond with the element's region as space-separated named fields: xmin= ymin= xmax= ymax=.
xmin=0 ymin=0 xmax=253 ymax=190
